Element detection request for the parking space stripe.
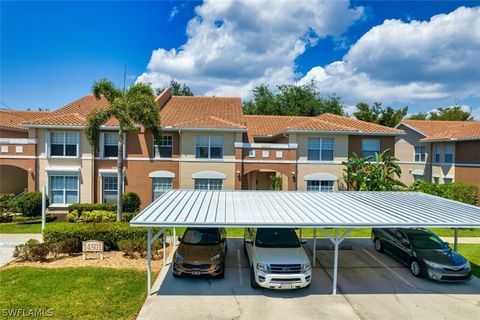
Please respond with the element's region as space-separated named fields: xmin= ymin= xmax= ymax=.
xmin=360 ymin=248 xmax=416 ymax=289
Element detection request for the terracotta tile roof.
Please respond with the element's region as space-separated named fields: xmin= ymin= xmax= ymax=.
xmin=402 ymin=120 xmax=480 ymax=141
xmin=0 ymin=110 xmax=50 ymax=130
xmin=245 ymin=113 xmax=402 ymax=137
xmin=160 ymin=96 xmax=246 ymax=130
xmin=22 ymin=92 xmax=246 ymax=130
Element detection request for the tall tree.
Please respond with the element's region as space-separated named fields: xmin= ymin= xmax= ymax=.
xmin=243 ymin=81 xmax=346 ymax=116
xmin=86 ymin=79 xmax=161 ymax=221
xmin=407 ymin=112 xmax=428 ymax=120
xmin=429 ymin=106 xmax=473 ymax=121
xmin=156 ymin=80 xmax=194 ymax=96
xmin=353 ymin=102 xmax=408 ymax=127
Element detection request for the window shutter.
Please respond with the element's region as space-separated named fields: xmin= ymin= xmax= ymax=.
xmin=99 ymin=132 xmax=104 ymax=158
xmin=76 ymin=131 xmax=81 ymax=158
xmin=45 ymin=130 xmax=51 ymax=158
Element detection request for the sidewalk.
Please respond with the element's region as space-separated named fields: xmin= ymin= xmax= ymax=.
xmin=441 ymin=237 xmax=480 ymax=244
xmin=0 ymin=234 xmax=42 ymax=267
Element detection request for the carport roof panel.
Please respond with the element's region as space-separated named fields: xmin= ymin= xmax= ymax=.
xmin=130 ymin=190 xmax=480 ymax=228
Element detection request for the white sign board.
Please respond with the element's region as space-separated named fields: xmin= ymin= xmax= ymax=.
xmin=82 ymin=240 xmax=104 ymax=260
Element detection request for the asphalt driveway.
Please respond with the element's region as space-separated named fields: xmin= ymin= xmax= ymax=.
xmin=137 ymin=238 xmax=480 ymax=320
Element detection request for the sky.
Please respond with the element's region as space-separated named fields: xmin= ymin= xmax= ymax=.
xmin=1 ymin=0 xmax=480 ymax=119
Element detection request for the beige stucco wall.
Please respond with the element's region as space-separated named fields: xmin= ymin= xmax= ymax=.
xmin=36 ymin=128 xmax=94 ymax=205
xmin=397 ymin=163 xmax=429 ymax=186
xmin=296 ymin=133 xmax=348 ymax=162
xmin=432 ymin=164 xmax=455 ymax=183
xmin=180 ymin=132 xmax=237 ymax=160
xmin=395 ymin=125 xmax=430 ymax=162
xmin=179 ymin=162 xmax=236 ymax=189
xmin=297 ymin=164 xmax=344 ymax=191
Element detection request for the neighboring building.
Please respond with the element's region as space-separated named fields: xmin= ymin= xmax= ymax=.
xmin=395 ymin=120 xmax=480 ymax=186
xmin=0 ymin=89 xmax=402 ymax=211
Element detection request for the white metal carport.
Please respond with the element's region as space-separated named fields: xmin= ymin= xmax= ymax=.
xmin=130 ymin=190 xmax=480 ymax=295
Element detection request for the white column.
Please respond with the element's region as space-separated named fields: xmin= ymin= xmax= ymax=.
xmin=163 ymin=227 xmax=167 ymax=267
xmin=147 ymin=228 xmax=152 ymax=296
xmin=313 ymin=228 xmax=317 ymax=267
xmin=332 ymin=229 xmax=339 ymax=295
xmin=41 ymin=186 xmax=46 ymax=232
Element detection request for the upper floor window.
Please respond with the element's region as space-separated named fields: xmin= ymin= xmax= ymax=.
xmin=307 ymin=138 xmax=334 ymax=161
xmin=50 ymin=131 xmax=79 ymax=157
xmin=154 ymin=135 xmax=173 ymax=158
xmin=444 ymin=144 xmax=453 ymax=163
xmin=434 ymin=145 xmax=441 ymax=163
xmin=196 ymin=136 xmax=223 ymax=159
xmin=306 ymin=180 xmax=334 ymax=192
xmin=103 ymin=132 xmax=118 ymax=158
xmin=362 ymin=139 xmax=380 ymax=158
xmin=194 ymin=178 xmax=223 ymax=190
xmin=414 ymin=146 xmax=426 ymax=162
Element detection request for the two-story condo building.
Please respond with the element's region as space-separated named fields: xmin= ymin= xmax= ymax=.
xmin=395 ymin=120 xmax=480 ymax=186
xmin=0 ymin=88 xmax=403 ymax=211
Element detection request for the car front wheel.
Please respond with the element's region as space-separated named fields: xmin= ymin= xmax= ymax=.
xmin=410 ymin=259 xmax=422 ymax=277
xmin=374 ymin=238 xmax=383 ymax=252
xmin=250 ymin=267 xmax=260 ymax=289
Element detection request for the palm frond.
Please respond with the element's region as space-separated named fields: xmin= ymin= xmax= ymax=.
xmin=85 ymin=109 xmax=112 ymax=153
xmin=92 ymin=79 xmax=122 ymax=102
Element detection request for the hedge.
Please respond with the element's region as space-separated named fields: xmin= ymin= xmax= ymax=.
xmin=42 ymin=222 xmax=153 ymax=251
xmin=67 ymin=210 xmax=136 ymax=223
xmin=68 ymin=203 xmax=117 ymax=215
xmin=410 ymin=181 xmax=479 ymax=206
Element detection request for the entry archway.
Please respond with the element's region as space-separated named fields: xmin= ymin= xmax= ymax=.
xmin=0 ymin=165 xmax=28 ymax=193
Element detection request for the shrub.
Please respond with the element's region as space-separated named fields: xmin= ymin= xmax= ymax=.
xmin=121 ymin=212 xmax=137 ymax=222
xmin=81 ymin=210 xmax=117 ymax=222
xmin=0 ymin=193 xmax=16 ymax=213
xmin=12 ymin=214 xmax=56 ymax=224
xmin=122 ymin=192 xmax=141 ymax=213
xmin=410 ymin=180 xmax=479 ymax=206
xmin=43 ymin=222 xmax=150 ymax=251
xmin=48 ymin=238 xmax=82 ymax=258
xmin=17 ymin=192 xmax=49 ymax=217
xmin=68 ymin=203 xmax=117 ymax=215
xmin=66 ymin=210 xmax=79 ymax=222
xmin=0 ymin=213 xmax=13 ymax=223
xmin=118 ymin=238 xmax=162 ymax=258
xmin=13 ymin=239 xmax=49 ymax=261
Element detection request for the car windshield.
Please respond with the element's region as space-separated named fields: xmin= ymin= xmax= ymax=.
xmin=409 ymin=233 xmax=446 ymax=250
xmin=255 ymin=228 xmax=300 ymax=248
xmin=182 ymin=228 xmax=220 ymax=246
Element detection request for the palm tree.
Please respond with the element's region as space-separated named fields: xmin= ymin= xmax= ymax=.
xmin=85 ymin=79 xmax=161 ymax=221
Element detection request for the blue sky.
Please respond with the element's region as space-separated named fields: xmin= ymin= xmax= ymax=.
xmin=1 ymin=1 xmax=479 ymax=118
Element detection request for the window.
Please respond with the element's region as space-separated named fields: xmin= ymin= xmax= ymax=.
xmin=413 ymin=175 xmax=424 ymax=182
xmin=433 ymin=145 xmax=441 ymax=163
xmin=433 ymin=177 xmax=439 ymax=184
xmin=307 ymin=138 xmax=334 ymax=161
xmin=362 ymin=139 xmax=380 ymax=158
xmin=102 ymin=176 xmax=118 ymax=203
xmin=194 ymin=179 xmax=223 ymax=190
xmin=103 ymin=132 xmax=118 ymax=158
xmin=444 ymin=177 xmax=453 ymax=184
xmin=154 ymin=135 xmax=173 ymax=158
xmin=306 ymin=180 xmax=334 ymax=192
xmin=50 ymin=131 xmax=78 ymax=157
xmin=195 ymin=136 xmax=223 ymax=159
xmin=444 ymin=144 xmax=453 ymax=163
xmin=50 ymin=175 xmax=79 ymax=204
xmin=414 ymin=146 xmax=426 ymax=162
xmin=152 ymin=178 xmax=172 ymax=200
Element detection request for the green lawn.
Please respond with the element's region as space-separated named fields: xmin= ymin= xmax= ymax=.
xmin=457 ymin=244 xmax=480 ymax=278
xmin=0 ymin=222 xmax=42 ymax=234
xmin=0 ymin=267 xmax=148 ymax=320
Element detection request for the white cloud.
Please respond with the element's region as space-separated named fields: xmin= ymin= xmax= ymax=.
xmin=302 ymin=6 xmax=480 ymax=106
xmin=472 ymin=107 xmax=480 ymax=120
xmin=137 ymin=0 xmax=363 ymax=96
xmin=169 ymin=7 xmax=179 ymax=21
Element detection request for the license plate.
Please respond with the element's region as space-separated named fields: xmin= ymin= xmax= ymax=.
xmin=281 ymin=284 xmax=292 ymax=289
xmin=192 ymin=270 xmax=201 ymax=275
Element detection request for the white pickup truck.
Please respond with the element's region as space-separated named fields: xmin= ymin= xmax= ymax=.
xmin=244 ymin=228 xmax=311 ymax=289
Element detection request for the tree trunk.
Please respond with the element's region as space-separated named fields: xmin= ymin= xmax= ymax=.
xmin=117 ymin=128 xmax=124 ymax=221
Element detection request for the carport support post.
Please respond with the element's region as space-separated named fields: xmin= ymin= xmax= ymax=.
xmin=163 ymin=227 xmax=166 ymax=267
xmin=147 ymin=227 xmax=152 ymax=296
xmin=454 ymin=228 xmax=458 ymax=251
xmin=333 ymin=229 xmax=339 ymax=295
xmin=41 ymin=186 xmax=46 ymax=232
xmin=313 ymin=228 xmax=317 ymax=267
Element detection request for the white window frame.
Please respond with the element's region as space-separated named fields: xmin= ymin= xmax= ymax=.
xmin=99 ymin=132 xmax=126 ymax=159
xmin=153 ymin=134 xmax=173 ymax=158
xmin=99 ymin=171 xmax=125 ymax=204
xmin=307 ymin=137 xmax=334 ymax=161
xmin=48 ymin=131 xmax=80 ymax=158
xmin=306 ymin=180 xmax=334 ymax=192
xmin=194 ymin=178 xmax=223 ymax=190
xmin=101 ymin=174 xmax=118 ymax=204
xmin=414 ymin=145 xmax=426 ymax=162
xmin=48 ymin=173 xmax=80 ymax=205
xmin=152 ymin=177 xmax=173 ymax=200
xmin=362 ymin=139 xmax=380 ymax=158
xmin=195 ymin=136 xmax=224 ymax=159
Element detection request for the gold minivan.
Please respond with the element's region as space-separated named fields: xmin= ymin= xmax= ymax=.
xmin=172 ymin=228 xmax=227 ymax=278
